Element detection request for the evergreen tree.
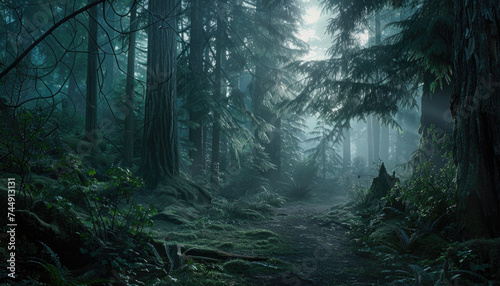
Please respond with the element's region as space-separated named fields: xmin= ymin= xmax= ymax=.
xmin=124 ymin=2 xmax=138 ymax=167
xmin=187 ymin=0 xmax=207 ymax=177
xmin=306 ymin=121 xmax=342 ymax=179
xmin=210 ymin=0 xmax=227 ymax=187
xmin=141 ymin=0 xmax=179 ymax=188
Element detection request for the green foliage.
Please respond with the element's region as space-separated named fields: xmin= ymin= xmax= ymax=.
xmin=305 ymin=121 xmax=343 ymax=179
xmin=210 ymin=196 xmax=272 ymax=220
xmin=394 ymin=228 xmax=423 ymax=253
xmin=30 ymin=242 xmax=109 ymax=286
xmin=286 ymin=0 xmax=454 ymax=141
xmin=443 ymin=239 xmax=500 ymax=285
xmin=342 ymin=173 xmax=370 ymax=206
xmin=254 ymin=187 xmax=286 ymax=208
xmin=389 ymin=151 xmax=456 ymax=223
xmin=51 ymin=155 xmax=152 ymax=239
xmin=280 ymin=115 xmax=307 ymax=175
xmin=211 ymin=186 xmax=285 ymax=220
xmin=388 ymin=0 xmax=454 ymax=87
xmin=383 ymin=264 xmax=442 ymax=286
xmin=280 ymin=159 xmax=317 ymax=199
xmin=223 ymin=145 xmax=272 ymax=199
xmin=0 ymin=108 xmax=61 ymax=204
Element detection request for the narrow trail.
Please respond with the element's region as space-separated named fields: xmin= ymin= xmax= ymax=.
xmin=245 ymin=196 xmax=384 ymax=286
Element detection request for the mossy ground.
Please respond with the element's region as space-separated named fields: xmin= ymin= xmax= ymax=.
xmin=140 ymin=186 xmax=388 ymax=285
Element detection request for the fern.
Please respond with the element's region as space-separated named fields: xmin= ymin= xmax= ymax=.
xmin=395 ymin=228 xmax=422 ymax=253
xmin=30 ymin=242 xmax=110 ymax=286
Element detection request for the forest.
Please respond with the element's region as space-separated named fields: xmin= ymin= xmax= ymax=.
xmin=1 ymin=0 xmax=499 ymax=285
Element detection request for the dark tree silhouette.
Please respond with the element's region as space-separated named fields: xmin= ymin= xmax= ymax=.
xmin=141 ymin=0 xmax=179 ymax=188
xmin=452 ymin=0 xmax=500 ymax=238
xmin=124 ymin=2 xmax=138 ymax=167
xmin=85 ymin=3 xmax=98 ymax=152
xmin=188 ymin=0 xmax=206 ymax=177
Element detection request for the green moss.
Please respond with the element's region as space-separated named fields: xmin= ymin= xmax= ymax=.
xmin=223 ymin=259 xmax=252 ymax=274
xmin=414 ymin=233 xmax=449 ymax=259
xmin=153 ymin=205 xmax=200 ymax=224
xmin=368 ymin=219 xmax=401 ymax=245
xmin=217 ymin=242 xmax=235 ymax=249
xmin=242 ymin=229 xmax=278 ymax=239
xmin=206 ymin=223 xmax=235 ymax=231
xmin=267 ymin=257 xmax=290 ymax=269
xmin=167 ymin=232 xmax=198 ymax=241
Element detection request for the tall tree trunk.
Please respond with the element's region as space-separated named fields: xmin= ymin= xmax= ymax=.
xmin=343 ymin=128 xmax=351 ymax=169
xmin=210 ymin=1 xmax=225 ymax=187
xmin=380 ymin=124 xmax=389 ymax=164
xmin=367 ymin=115 xmax=373 ymax=166
xmin=341 ymin=42 xmax=350 ymax=170
xmin=85 ymin=4 xmax=98 ymax=148
xmin=452 ymin=0 xmax=500 ymax=238
xmin=65 ymin=70 xmax=77 ymax=116
xmin=322 ymin=140 xmax=326 ymax=179
xmin=124 ymin=3 xmax=137 ymax=167
xmin=102 ymin=6 xmax=116 ymax=95
xmin=372 ymin=116 xmax=380 ymax=163
xmin=141 ymin=0 xmax=178 ymax=188
xmin=371 ymin=11 xmax=381 ymax=165
xmin=254 ymin=0 xmax=281 ymax=182
xmin=219 ymin=55 xmax=229 ymax=175
xmin=188 ymin=0 xmax=205 ymax=177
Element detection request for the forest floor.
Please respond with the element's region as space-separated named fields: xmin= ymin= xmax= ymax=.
xmin=148 ymin=187 xmax=390 ymax=286
xmin=242 ymin=193 xmax=386 ymax=286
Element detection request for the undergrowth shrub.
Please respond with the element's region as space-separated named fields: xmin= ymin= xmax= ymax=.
xmin=222 ymin=145 xmax=272 ymax=200
xmin=280 ymin=160 xmax=317 ymax=199
xmin=0 ymin=107 xmax=61 ymax=206
xmin=30 ymin=242 xmax=109 ymax=285
xmin=50 ymin=155 xmax=155 ymax=239
xmin=210 ymin=187 xmax=284 ymax=220
xmin=343 ymin=130 xmax=459 ymax=286
xmin=255 ymin=187 xmax=286 ymax=207
xmin=210 ymin=197 xmax=269 ymax=220
xmin=342 ymin=172 xmax=370 ymax=206
xmin=388 ymin=151 xmax=456 ymax=223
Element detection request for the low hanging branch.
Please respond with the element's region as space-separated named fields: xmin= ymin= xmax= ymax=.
xmin=0 ymin=0 xmax=106 ymax=81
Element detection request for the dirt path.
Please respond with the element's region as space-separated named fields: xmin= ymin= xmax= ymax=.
xmin=245 ymin=196 xmax=385 ymax=286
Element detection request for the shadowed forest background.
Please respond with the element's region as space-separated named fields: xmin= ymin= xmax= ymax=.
xmin=1 ymin=0 xmax=500 ymax=285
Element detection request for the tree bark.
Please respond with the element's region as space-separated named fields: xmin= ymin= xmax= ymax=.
xmin=367 ymin=115 xmax=373 ymax=166
xmin=102 ymin=5 xmax=116 ymax=95
xmin=372 ymin=116 xmax=380 ymax=163
xmin=371 ymin=11 xmax=381 ymax=165
xmin=141 ymin=0 xmax=179 ymax=188
xmin=343 ymin=128 xmax=351 ymax=169
xmin=452 ymin=0 xmax=500 ymax=238
xmin=380 ymin=124 xmax=389 ymax=164
xmin=65 ymin=70 xmax=77 ymax=116
xmin=188 ymin=0 xmax=205 ymax=177
xmin=124 ymin=3 xmax=137 ymax=167
xmin=210 ymin=2 xmax=225 ymax=187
